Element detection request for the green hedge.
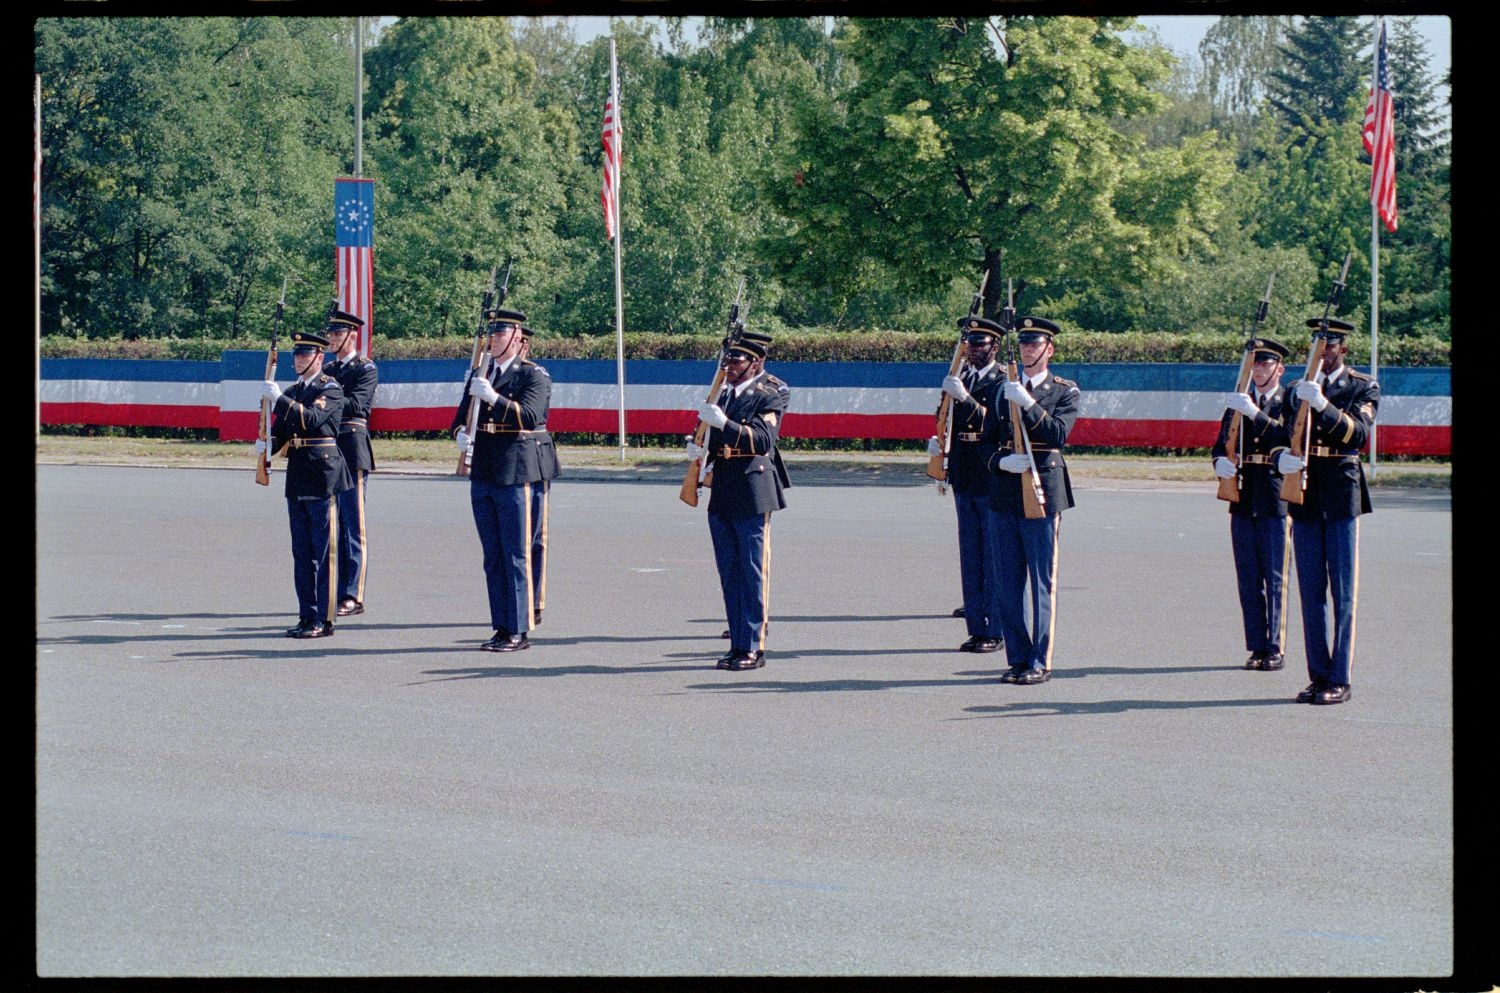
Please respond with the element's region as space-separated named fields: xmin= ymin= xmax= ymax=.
xmin=40 ymin=329 xmax=1450 ymax=366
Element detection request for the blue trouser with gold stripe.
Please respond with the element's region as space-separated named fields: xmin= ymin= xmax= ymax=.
xmin=335 ymin=471 xmax=368 ymax=605
xmin=288 ymin=495 xmax=337 ymax=624
xmin=988 ymin=511 xmax=1062 ymax=672
xmin=708 ymin=510 xmax=770 ymax=654
xmin=470 ymin=479 xmax=535 ymax=635
xmin=1230 ymin=514 xmax=1290 ymax=658
xmin=1292 ymin=516 xmax=1359 ymax=686
xmin=954 ymin=488 xmax=1003 ymax=641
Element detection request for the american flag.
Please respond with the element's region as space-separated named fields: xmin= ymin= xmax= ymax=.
xmin=334 ymin=178 xmax=375 ymax=353
xmin=1362 ymin=21 xmax=1397 ymax=233
xmin=601 ymin=71 xmax=621 ymax=241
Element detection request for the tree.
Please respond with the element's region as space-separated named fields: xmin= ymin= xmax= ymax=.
xmin=764 ymin=16 xmax=1234 ymax=330
xmin=1266 ymin=16 xmax=1366 ymax=137
xmin=1196 ymin=15 xmax=1295 ymax=163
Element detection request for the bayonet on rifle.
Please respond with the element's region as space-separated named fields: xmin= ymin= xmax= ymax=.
xmin=1217 ymin=272 xmax=1276 ymax=504
xmin=680 ymin=281 xmax=744 ymax=507
xmin=457 ymin=263 xmax=502 ymax=476
xmin=254 ymin=275 xmax=288 ymax=486
xmin=1280 ymin=252 xmax=1352 ymax=505
xmin=928 ymin=269 xmax=990 ymax=488
xmin=1003 ymin=279 xmax=1047 ymax=519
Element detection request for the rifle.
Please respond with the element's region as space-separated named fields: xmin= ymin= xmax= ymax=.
xmin=1280 ymin=251 xmax=1352 ymax=505
xmin=927 ymin=269 xmax=990 ymax=489
xmin=254 ymin=275 xmax=288 ymax=486
xmin=680 ymin=279 xmax=744 ymax=507
xmin=456 ymin=261 xmax=507 ymax=476
xmin=1216 ymin=273 xmax=1275 ymax=503
xmin=1001 ymin=280 xmax=1047 ymax=519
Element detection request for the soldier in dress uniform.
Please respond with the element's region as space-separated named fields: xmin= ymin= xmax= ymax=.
xmin=1277 ymin=319 xmax=1379 ymax=706
xmin=321 ymin=310 xmax=378 ymax=619
xmin=1212 ymin=337 xmax=1293 ymax=670
xmin=518 ymin=325 xmax=561 ymax=627
xmin=452 ymin=308 xmax=561 ymax=652
xmin=928 ymin=316 xmax=1008 ymax=653
xmin=685 ymin=330 xmax=789 ymax=671
xmin=986 ymin=317 xmax=1080 ymax=685
xmin=257 ymin=329 xmax=352 ymax=639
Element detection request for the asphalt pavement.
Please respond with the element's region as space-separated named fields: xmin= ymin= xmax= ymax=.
xmin=35 ymin=464 xmax=1458 ymax=978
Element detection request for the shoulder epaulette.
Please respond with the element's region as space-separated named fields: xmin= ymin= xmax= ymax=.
xmin=1348 ymin=369 xmax=1374 ymax=381
xmin=1052 ymin=375 xmax=1077 ymax=389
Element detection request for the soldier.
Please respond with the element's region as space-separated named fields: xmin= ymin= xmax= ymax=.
xmin=519 ymin=325 xmax=561 ymax=627
xmin=256 ymin=329 xmax=352 ymax=639
xmin=686 ymin=331 xmax=789 ymax=671
xmin=452 ymin=308 xmax=560 ymax=652
xmin=928 ymin=316 xmax=1008 ymax=653
xmin=986 ymin=317 xmax=1080 ymax=685
xmin=1212 ymin=338 xmax=1293 ymax=670
xmin=1277 ymin=319 xmax=1379 ymax=706
xmin=321 ymin=310 xmax=378 ymax=619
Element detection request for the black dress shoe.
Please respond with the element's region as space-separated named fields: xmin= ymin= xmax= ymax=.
xmin=999 ymin=664 xmax=1029 ymax=684
xmin=293 ymin=621 xmax=334 ymax=639
xmin=1313 ymin=683 xmax=1350 ymax=705
xmin=482 ymin=632 xmax=530 ymax=653
xmin=1244 ymin=653 xmax=1263 ymax=669
xmin=716 ymin=651 xmax=737 ymax=670
xmin=725 ymin=650 xmax=765 ymax=671
xmin=480 ymin=630 xmax=509 ymax=651
xmin=959 ymin=636 xmax=1000 ymax=653
xmin=336 ymin=599 xmax=364 ymax=617
xmin=1295 ymin=681 xmax=1324 ymax=703
xmin=1014 ymin=666 xmax=1051 ymax=685
xmin=951 ymin=606 xmax=967 ymax=618
xmin=285 ymin=620 xmax=313 ymax=638
xmin=1258 ymin=654 xmax=1285 ymax=671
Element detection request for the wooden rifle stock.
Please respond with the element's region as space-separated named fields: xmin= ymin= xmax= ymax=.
xmin=255 ymin=341 xmax=276 ymax=486
xmin=926 ymin=339 xmax=967 ymax=483
xmin=1007 ymin=355 xmax=1047 ymax=520
xmin=679 ymin=364 xmax=728 ymax=507
xmin=457 ymin=265 xmax=502 ymax=476
xmin=255 ymin=278 xmax=286 ymax=486
xmin=1216 ymin=346 xmax=1257 ymax=503
xmin=1279 ymin=337 xmax=1326 ymax=505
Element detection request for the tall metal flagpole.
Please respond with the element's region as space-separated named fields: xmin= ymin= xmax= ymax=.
xmin=1368 ymin=16 xmax=1381 ymax=478
xmin=35 ymin=73 xmax=42 ymax=439
xmin=355 ymin=17 xmax=364 ymax=179
xmin=610 ymin=39 xmax=627 ymax=460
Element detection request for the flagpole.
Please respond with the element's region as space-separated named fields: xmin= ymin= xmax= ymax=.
xmin=35 ymin=73 xmax=42 ymax=440
xmin=610 ymin=39 xmax=627 ymax=461
xmin=1368 ymin=16 xmax=1381 ymax=478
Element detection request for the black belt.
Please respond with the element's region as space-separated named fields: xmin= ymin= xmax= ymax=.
xmin=339 ymin=417 xmax=368 ymax=432
xmin=716 ymin=447 xmax=758 ymax=459
xmin=1239 ymin=454 xmax=1275 ymax=466
xmin=284 ymin=437 xmax=337 ymax=449
xmin=477 ymin=424 xmax=548 ymax=435
xmin=1307 ymin=446 xmax=1359 ymax=459
xmin=954 ymin=432 xmax=984 ymax=443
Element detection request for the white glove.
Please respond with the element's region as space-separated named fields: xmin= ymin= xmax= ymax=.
xmin=998 ymin=453 xmax=1032 ymax=474
xmin=942 ymin=375 xmax=970 ymax=402
xmin=685 ymin=440 xmax=707 ymax=461
xmin=699 ymin=403 xmax=728 ymax=429
xmin=1003 ymin=381 xmax=1036 ymax=410
xmin=469 ymin=376 xmax=500 ymax=405
xmin=926 ymin=436 xmax=943 ymax=457
xmin=253 ymin=439 xmax=267 ymax=457
xmin=1224 ymin=392 xmax=1259 ymax=418
xmin=1213 ymin=456 xmax=1237 ymax=479
xmin=1295 ymin=380 xmax=1329 ymax=412
xmin=260 ymin=380 xmax=282 ymax=401
xmin=455 ymin=428 xmax=471 ymax=453
xmin=1277 ymin=451 xmax=1304 ymax=475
